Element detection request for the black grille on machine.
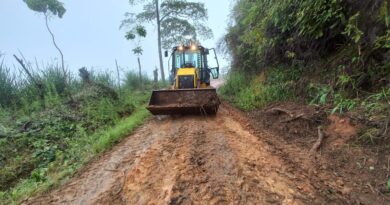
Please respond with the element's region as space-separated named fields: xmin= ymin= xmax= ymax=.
xmin=178 ymin=75 xmax=195 ymax=89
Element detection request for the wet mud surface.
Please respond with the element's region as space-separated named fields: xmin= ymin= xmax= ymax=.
xmin=24 ymin=104 xmax=387 ymax=204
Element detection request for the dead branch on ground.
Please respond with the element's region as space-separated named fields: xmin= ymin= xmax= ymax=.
xmin=281 ymin=114 xmax=305 ymax=123
xmin=268 ymin=108 xmax=312 ymax=123
xmin=267 ymin=108 xmax=295 ymax=118
xmin=310 ymin=126 xmax=326 ymax=155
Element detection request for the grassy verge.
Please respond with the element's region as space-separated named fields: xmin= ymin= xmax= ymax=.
xmin=0 ymin=105 xmax=150 ymax=205
xmin=93 ymin=107 xmax=150 ymax=153
xmin=219 ymin=67 xmax=301 ymax=110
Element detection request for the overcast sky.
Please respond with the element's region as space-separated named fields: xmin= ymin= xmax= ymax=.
xmin=0 ymin=0 xmax=232 ymax=78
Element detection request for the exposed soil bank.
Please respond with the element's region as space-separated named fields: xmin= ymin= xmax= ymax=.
xmin=247 ymin=102 xmax=390 ymax=204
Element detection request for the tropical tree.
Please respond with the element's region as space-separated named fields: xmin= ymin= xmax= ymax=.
xmin=23 ymin=0 xmax=68 ymax=86
xmin=121 ymin=0 xmax=213 ymax=82
xmin=126 ymin=25 xmax=147 ymax=86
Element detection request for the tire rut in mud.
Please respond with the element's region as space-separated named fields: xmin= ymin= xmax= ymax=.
xmin=122 ymin=118 xmax=192 ymax=204
xmin=168 ymin=120 xmax=240 ymax=204
xmin=218 ymin=116 xmax=311 ymax=204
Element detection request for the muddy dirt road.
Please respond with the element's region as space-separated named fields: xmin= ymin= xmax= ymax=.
xmin=25 ymin=104 xmax=363 ymax=205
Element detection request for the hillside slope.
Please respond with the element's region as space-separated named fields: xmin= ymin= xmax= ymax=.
xmin=219 ymin=0 xmax=390 ymax=202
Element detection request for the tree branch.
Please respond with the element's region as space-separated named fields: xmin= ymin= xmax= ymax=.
xmin=160 ymin=10 xmax=173 ymax=22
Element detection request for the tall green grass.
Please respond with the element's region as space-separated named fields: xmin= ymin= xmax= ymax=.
xmin=90 ymin=70 xmax=117 ymax=88
xmin=0 ymin=61 xmax=70 ymax=112
xmin=41 ymin=64 xmax=67 ymax=95
xmin=0 ymin=60 xmax=156 ymax=111
xmin=0 ymin=61 xmax=16 ymax=107
xmin=124 ymin=70 xmax=151 ymax=90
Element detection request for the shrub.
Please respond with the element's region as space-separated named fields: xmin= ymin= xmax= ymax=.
xmin=219 ymin=71 xmax=247 ymax=97
xmin=220 ymin=67 xmax=297 ymax=110
xmin=308 ymin=83 xmax=332 ymax=105
xmin=84 ymin=97 xmax=119 ymax=129
xmin=91 ymin=71 xmax=116 ymax=88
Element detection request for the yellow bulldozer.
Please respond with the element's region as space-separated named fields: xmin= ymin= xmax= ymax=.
xmin=147 ymin=43 xmax=221 ymax=115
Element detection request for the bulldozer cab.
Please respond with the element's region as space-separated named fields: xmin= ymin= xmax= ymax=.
xmin=167 ymin=45 xmax=219 ymax=88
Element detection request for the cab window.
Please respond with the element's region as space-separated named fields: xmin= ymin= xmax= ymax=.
xmin=174 ymin=50 xmax=200 ymax=69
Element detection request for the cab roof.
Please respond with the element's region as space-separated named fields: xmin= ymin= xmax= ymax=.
xmin=172 ymin=45 xmax=207 ymax=52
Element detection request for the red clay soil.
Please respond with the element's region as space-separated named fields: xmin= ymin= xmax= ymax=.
xmin=22 ymin=103 xmax=390 ymax=205
xmin=246 ymin=102 xmax=390 ymax=204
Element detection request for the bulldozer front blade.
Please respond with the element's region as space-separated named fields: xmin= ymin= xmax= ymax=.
xmin=147 ymin=88 xmax=221 ymax=115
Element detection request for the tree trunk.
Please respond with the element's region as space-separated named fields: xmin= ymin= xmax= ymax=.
xmin=155 ymin=0 xmax=165 ymax=82
xmin=44 ymin=13 xmax=73 ymax=102
xmin=137 ymin=57 xmax=143 ymax=88
xmin=153 ymin=67 xmax=158 ymax=89
xmin=45 ymin=13 xmax=66 ymax=85
xmin=115 ymin=59 xmax=121 ymax=95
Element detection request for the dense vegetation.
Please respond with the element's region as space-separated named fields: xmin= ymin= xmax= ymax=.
xmin=0 ymin=60 xmax=158 ymax=204
xmin=221 ymin=0 xmax=390 ymax=143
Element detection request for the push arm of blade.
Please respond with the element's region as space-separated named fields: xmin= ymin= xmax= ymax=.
xmin=168 ymin=53 xmax=173 ymax=74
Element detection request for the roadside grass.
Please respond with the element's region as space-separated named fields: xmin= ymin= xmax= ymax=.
xmin=220 ymin=67 xmax=299 ymax=110
xmin=93 ymin=107 xmax=150 ymax=153
xmin=0 ymin=101 xmax=151 ymax=205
